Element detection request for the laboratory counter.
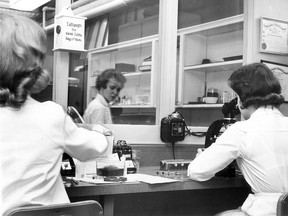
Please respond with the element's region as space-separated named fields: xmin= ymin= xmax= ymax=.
xmin=65 ymin=166 xmax=251 ymax=216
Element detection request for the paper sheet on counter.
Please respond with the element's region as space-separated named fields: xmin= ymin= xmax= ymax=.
xmin=127 ymin=174 xmax=180 ymax=184
xmin=72 ymin=174 xmax=180 ymax=185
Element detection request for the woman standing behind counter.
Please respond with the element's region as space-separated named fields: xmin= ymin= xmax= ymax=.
xmin=83 ymin=69 xmax=126 ymax=124
xmin=0 ymin=12 xmax=111 ymax=216
xmin=188 ymin=63 xmax=288 ymax=216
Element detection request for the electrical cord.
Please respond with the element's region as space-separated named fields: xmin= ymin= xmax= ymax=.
xmin=165 ymin=110 xmax=206 ymax=160
xmin=189 ymin=131 xmax=207 ymax=137
xmin=171 ymin=141 xmax=176 ymax=159
xmin=175 ymin=111 xmax=207 ymax=138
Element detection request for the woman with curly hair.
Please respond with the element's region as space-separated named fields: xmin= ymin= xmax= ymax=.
xmin=83 ymin=68 xmax=126 ymax=124
xmin=188 ymin=63 xmax=288 ymax=216
xmin=0 ymin=12 xmax=111 ymax=215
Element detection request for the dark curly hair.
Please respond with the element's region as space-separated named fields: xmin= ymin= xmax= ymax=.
xmin=0 ymin=12 xmax=49 ymax=109
xmin=228 ymin=63 xmax=284 ymax=109
xmin=95 ymin=68 xmax=126 ymax=91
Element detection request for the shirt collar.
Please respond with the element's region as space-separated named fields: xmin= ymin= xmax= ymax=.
xmin=250 ymin=107 xmax=283 ymax=119
xmin=96 ymin=94 xmax=110 ymax=107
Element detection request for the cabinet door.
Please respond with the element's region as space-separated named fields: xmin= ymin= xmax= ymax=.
xmin=87 ymin=38 xmax=158 ymax=125
xmin=176 ymin=11 xmax=244 ymax=126
xmin=177 ymin=15 xmax=244 ymax=107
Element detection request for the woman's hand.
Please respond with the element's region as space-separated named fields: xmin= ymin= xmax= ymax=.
xmin=196 ymin=148 xmax=205 ymax=157
xmin=78 ymin=123 xmax=113 ymax=136
xmin=91 ymin=123 xmax=113 ymax=136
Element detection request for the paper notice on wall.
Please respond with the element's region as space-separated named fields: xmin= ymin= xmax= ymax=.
xmin=54 ymin=7 xmax=86 ymax=52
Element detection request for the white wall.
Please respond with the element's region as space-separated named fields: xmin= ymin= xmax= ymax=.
xmin=245 ymin=0 xmax=288 ymax=65
xmin=244 ymin=0 xmax=288 ymax=116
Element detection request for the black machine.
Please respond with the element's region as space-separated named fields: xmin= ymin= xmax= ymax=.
xmin=113 ymin=140 xmax=137 ymax=173
xmin=160 ymin=111 xmax=186 ymax=160
xmin=61 ymin=153 xmax=76 ymax=177
xmin=205 ymin=97 xmax=240 ymax=148
xmin=205 ymin=97 xmax=240 ymax=177
xmin=160 ymin=111 xmax=185 ymax=143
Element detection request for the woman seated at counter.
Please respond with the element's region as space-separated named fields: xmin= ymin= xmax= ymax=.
xmin=0 ymin=12 xmax=112 ymax=216
xmin=188 ymin=63 xmax=288 ymax=216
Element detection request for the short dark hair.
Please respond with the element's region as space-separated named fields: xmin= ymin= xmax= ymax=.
xmin=228 ymin=63 xmax=284 ymax=109
xmin=95 ymin=68 xmax=126 ymax=91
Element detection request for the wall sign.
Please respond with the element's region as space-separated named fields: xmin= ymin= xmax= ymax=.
xmin=260 ymin=17 xmax=288 ymax=55
xmin=261 ymin=60 xmax=288 ymax=102
xmin=54 ymin=7 xmax=86 ymax=52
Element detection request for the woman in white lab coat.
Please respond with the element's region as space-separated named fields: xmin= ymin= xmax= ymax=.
xmin=188 ymin=63 xmax=288 ymax=216
xmin=83 ymin=68 xmax=126 ymax=124
xmin=0 ymin=12 xmax=111 ymax=216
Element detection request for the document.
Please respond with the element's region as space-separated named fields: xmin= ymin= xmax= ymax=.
xmin=70 ymin=173 xmax=180 ymax=185
xmin=127 ymin=174 xmax=180 ymax=184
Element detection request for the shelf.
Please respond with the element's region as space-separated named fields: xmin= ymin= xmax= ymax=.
xmin=177 ymin=104 xmax=223 ymax=108
xmin=123 ymin=71 xmax=151 ymax=77
xmin=111 ymin=105 xmax=155 ymax=108
xmin=184 ymin=59 xmax=243 ymax=73
xmin=88 ymin=35 xmax=158 ymax=53
xmin=178 ymin=14 xmax=244 ymax=36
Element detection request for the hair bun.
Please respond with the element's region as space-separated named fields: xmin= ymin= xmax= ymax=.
xmin=30 ymin=68 xmax=51 ymax=93
xmin=0 ymin=87 xmax=10 ymax=106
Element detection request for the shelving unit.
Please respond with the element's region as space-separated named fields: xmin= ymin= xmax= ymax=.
xmin=87 ymin=35 xmax=158 ymax=108
xmin=177 ymin=14 xmax=244 ymax=107
xmin=85 ymin=2 xmax=245 ymax=126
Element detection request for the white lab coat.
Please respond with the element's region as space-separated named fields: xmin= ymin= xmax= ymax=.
xmin=83 ymin=94 xmax=113 ymax=124
xmin=188 ymin=107 xmax=288 ymax=216
xmin=0 ymin=97 xmax=109 ymax=216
